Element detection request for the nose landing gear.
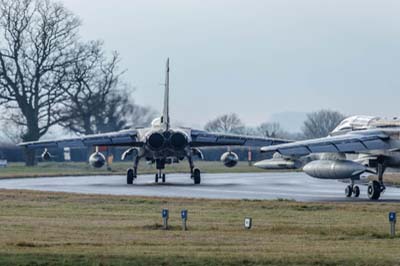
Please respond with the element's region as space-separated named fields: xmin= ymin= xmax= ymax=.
xmin=155 ymin=171 xmax=166 ymax=183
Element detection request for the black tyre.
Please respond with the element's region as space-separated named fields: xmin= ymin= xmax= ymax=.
xmin=155 ymin=174 xmax=159 ymax=183
xmin=127 ymin=169 xmax=134 ymax=185
xmin=193 ymin=168 xmax=201 ymax=185
xmin=162 ymin=173 xmax=166 ymax=183
xmin=353 ymin=185 xmax=360 ymax=198
xmin=345 ymin=185 xmax=353 ymax=198
xmin=367 ymin=180 xmax=381 ymax=200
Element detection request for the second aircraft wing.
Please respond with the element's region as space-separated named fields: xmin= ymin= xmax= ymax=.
xmin=260 ymin=130 xmax=391 ymax=156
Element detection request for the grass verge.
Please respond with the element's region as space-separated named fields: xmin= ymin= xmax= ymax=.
xmin=0 ymin=190 xmax=399 ymax=265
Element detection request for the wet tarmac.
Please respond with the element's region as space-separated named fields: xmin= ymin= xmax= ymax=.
xmin=1 ymin=172 xmax=400 ymax=202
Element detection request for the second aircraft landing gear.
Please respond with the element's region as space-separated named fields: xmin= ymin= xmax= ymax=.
xmin=367 ymin=180 xmax=382 ymax=200
xmin=345 ymin=181 xmax=360 ymax=198
xmin=367 ymin=162 xmax=386 ymax=200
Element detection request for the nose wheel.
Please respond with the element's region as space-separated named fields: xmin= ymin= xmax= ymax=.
xmin=155 ymin=171 xmax=166 ymax=183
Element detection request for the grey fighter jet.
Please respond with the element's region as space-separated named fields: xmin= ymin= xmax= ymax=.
xmin=19 ymin=59 xmax=289 ymax=185
xmin=256 ymin=115 xmax=400 ymax=200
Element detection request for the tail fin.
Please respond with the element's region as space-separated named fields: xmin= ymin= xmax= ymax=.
xmin=161 ymin=58 xmax=170 ymax=130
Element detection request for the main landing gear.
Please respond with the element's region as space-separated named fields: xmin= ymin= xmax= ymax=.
xmin=367 ymin=162 xmax=386 ymax=200
xmin=127 ymin=156 xmax=140 ymax=185
xmin=188 ymin=155 xmax=201 ymax=185
xmin=344 ymin=162 xmax=386 ymax=200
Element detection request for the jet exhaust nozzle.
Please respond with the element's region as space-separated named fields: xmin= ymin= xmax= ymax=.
xmin=170 ymin=132 xmax=188 ymax=150
xmin=147 ymin=132 xmax=165 ymax=150
xmin=303 ymin=160 xmax=371 ymax=179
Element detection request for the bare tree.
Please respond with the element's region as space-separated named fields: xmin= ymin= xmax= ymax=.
xmin=257 ymin=122 xmax=285 ymax=138
xmin=0 ymin=0 xmax=81 ymax=165
xmin=302 ymin=109 xmax=345 ymax=139
xmin=204 ymin=113 xmax=245 ymax=134
xmin=126 ymin=104 xmax=156 ymax=129
xmin=60 ymin=41 xmax=155 ymax=135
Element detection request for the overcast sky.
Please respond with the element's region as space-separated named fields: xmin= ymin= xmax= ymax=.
xmin=62 ymin=0 xmax=400 ymax=130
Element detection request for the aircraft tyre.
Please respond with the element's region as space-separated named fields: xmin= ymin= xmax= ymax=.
xmin=345 ymin=185 xmax=353 ymax=198
xmin=353 ymin=185 xmax=360 ymax=198
xmin=193 ymin=168 xmax=201 ymax=185
xmin=368 ymin=181 xmax=381 ymax=200
xmin=162 ymin=173 xmax=166 ymax=183
xmin=155 ymin=174 xmax=159 ymax=183
xmin=127 ymin=169 xmax=134 ymax=185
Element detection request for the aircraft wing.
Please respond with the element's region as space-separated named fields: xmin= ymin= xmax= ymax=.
xmin=19 ymin=129 xmax=141 ymax=149
xmin=190 ymin=130 xmax=290 ymax=147
xmin=260 ymin=130 xmax=391 ymax=156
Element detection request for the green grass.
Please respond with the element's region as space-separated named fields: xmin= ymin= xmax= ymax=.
xmin=0 ymin=190 xmax=400 ymax=265
xmin=0 ymin=161 xmax=272 ymax=179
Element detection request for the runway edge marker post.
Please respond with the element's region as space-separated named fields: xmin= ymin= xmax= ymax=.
xmin=389 ymin=212 xmax=396 ymax=238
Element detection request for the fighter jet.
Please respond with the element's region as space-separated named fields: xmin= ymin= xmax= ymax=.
xmin=19 ymin=59 xmax=289 ymax=185
xmin=256 ymin=115 xmax=400 ymax=200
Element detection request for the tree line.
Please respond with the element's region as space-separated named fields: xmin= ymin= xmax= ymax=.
xmin=0 ymin=0 xmax=155 ymax=165
xmin=204 ymin=110 xmax=346 ymax=140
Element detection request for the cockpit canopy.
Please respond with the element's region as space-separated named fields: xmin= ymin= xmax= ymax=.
xmin=331 ymin=115 xmax=400 ymax=135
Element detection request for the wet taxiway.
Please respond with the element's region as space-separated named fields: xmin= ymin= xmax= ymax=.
xmin=1 ymin=172 xmax=400 ymax=202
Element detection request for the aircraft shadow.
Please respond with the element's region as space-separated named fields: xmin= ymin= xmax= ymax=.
xmin=91 ymin=182 xmax=239 ymax=188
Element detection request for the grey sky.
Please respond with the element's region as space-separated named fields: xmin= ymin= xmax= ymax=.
xmin=62 ymin=0 xmax=400 ymax=130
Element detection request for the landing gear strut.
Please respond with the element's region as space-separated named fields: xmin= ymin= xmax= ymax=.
xmin=367 ymin=162 xmax=386 ymax=200
xmin=127 ymin=156 xmax=140 ymax=185
xmin=188 ymin=155 xmax=201 ymax=185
